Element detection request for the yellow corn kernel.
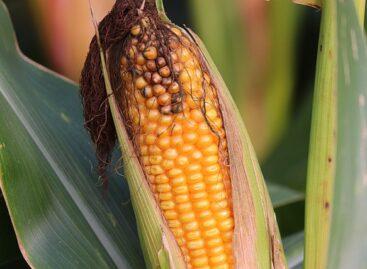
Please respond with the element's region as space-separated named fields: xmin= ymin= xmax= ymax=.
xmin=121 ymin=23 xmax=234 ymax=269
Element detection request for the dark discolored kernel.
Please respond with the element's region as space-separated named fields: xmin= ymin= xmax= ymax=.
xmin=157 ymin=57 xmax=166 ymax=67
xmin=171 ymin=103 xmax=183 ymax=113
xmin=162 ymin=77 xmax=172 ymax=86
xmin=172 ymin=93 xmax=182 ymax=103
xmin=144 ymin=72 xmax=152 ymax=83
xmin=147 ymin=60 xmax=157 ymax=71
xmin=152 ymin=73 xmax=163 ymax=84
xmin=138 ymin=43 xmax=146 ymax=52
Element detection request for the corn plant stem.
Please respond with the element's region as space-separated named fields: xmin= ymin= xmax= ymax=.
xmin=304 ymin=1 xmax=337 ymax=268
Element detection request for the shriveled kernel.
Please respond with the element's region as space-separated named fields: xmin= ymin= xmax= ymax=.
xmin=144 ymin=46 xmax=158 ymax=59
xmin=152 ymin=73 xmax=163 ymax=84
xmin=162 ymin=77 xmax=172 ymax=86
xmin=146 ymin=60 xmax=157 ymax=71
xmin=157 ymin=57 xmax=166 ymax=67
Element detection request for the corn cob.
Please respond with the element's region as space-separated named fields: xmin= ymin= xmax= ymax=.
xmin=117 ymin=18 xmax=235 ymax=269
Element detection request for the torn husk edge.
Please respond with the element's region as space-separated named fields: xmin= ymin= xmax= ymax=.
xmin=91 ymin=0 xmax=286 ymax=268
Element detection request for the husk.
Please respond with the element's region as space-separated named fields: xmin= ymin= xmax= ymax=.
xmin=89 ymin=0 xmax=287 ymax=268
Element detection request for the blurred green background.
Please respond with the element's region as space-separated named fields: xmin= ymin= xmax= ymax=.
xmin=1 ymin=0 xmax=320 ymax=268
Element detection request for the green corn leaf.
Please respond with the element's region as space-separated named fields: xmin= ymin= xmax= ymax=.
xmin=0 ymin=1 xmax=144 ymax=268
xmin=304 ymin=0 xmax=367 ymax=268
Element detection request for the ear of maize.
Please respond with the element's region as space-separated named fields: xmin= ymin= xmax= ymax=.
xmin=119 ymin=19 xmax=235 ymax=269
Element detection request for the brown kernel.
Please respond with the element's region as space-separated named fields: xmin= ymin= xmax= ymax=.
xmin=144 ymin=46 xmax=158 ymax=60
xmin=172 ymin=93 xmax=182 ymax=103
xmin=142 ymin=34 xmax=149 ymax=42
xmin=152 ymin=72 xmax=162 ymax=84
xmin=146 ymin=60 xmax=157 ymax=71
xmin=138 ymin=43 xmax=146 ymax=52
xmin=159 ymin=66 xmax=171 ymax=77
xmin=172 ymin=103 xmax=183 ymax=113
xmin=144 ymin=72 xmax=152 ymax=83
xmin=162 ymin=77 xmax=172 ymax=86
xmin=153 ymin=85 xmax=166 ymax=96
xmin=157 ymin=57 xmax=166 ymax=67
